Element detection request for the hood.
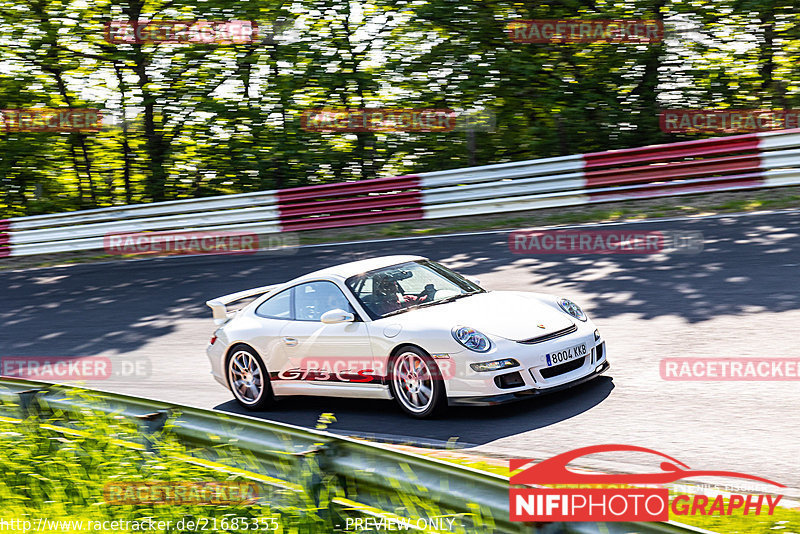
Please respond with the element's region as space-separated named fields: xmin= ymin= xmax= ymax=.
xmin=395 ymin=291 xmax=576 ymax=341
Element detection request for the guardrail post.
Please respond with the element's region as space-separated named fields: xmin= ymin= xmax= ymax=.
xmin=294 ymin=442 xmax=337 ymax=528
xmin=16 ymin=388 xmax=46 ymax=418
xmin=134 ymin=410 xmax=170 ymax=453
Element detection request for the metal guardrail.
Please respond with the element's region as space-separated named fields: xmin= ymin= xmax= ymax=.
xmin=6 ymin=128 xmax=800 ymax=257
xmin=0 ymin=378 xmax=712 ymax=534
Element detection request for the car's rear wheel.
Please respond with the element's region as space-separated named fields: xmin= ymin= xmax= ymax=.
xmin=389 ymin=347 xmax=447 ymax=418
xmin=227 ymin=345 xmax=273 ymax=410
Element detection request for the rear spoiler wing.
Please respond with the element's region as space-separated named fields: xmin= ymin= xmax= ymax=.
xmin=206 ymin=284 xmax=279 ymax=325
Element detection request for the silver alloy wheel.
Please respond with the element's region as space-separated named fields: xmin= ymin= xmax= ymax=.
xmin=392 ymin=351 xmax=435 ymax=414
xmin=228 ymin=350 xmax=264 ymax=405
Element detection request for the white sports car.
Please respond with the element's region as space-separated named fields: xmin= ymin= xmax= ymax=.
xmin=206 ymin=255 xmax=609 ymax=418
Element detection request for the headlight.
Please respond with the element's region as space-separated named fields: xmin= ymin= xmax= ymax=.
xmin=452 ymin=326 xmax=492 ymax=352
xmin=558 ymin=298 xmax=587 ymax=322
xmin=470 ymin=358 xmax=519 ymax=372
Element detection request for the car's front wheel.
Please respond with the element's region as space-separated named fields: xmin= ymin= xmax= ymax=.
xmin=389 ymin=347 xmax=447 ymax=418
xmin=227 ymin=345 xmax=274 ymax=410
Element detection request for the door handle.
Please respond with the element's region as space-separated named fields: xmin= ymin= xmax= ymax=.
xmin=283 ymin=337 xmax=298 ymax=347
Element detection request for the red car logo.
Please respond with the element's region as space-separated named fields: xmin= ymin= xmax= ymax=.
xmin=510 ymin=444 xmax=784 ymax=487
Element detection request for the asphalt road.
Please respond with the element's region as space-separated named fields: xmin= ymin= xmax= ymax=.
xmin=2 ymin=210 xmax=800 ymax=490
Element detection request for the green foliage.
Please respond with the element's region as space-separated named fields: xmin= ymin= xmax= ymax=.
xmin=0 ymin=404 xmax=326 ymax=533
xmin=0 ymin=391 xmax=487 ymax=533
xmin=1 ymin=0 xmax=798 ymax=218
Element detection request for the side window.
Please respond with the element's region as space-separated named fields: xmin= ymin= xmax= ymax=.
xmin=293 ymin=281 xmax=354 ymax=321
xmin=255 ymin=288 xmax=292 ymax=319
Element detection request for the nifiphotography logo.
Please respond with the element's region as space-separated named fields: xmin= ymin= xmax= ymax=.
xmin=510 ymin=445 xmax=784 ymax=522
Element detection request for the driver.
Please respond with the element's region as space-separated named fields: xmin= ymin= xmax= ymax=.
xmin=372 ymin=273 xmax=426 ymax=316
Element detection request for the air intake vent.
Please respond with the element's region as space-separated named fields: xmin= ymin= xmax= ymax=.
xmin=540 ymin=356 xmax=585 ymax=379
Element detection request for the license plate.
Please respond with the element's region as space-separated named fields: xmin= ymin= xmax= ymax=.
xmin=546 ymin=343 xmax=587 ymax=366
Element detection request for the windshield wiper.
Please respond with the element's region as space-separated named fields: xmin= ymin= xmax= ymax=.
xmin=381 ymin=306 xmax=418 ymax=318
xmin=425 ymin=291 xmax=480 ymax=306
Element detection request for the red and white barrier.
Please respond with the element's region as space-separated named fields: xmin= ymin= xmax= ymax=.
xmin=277 ymin=175 xmax=423 ymax=231
xmin=4 ymin=129 xmax=800 ymax=257
xmin=419 ymin=129 xmax=800 ymax=220
xmin=0 ymin=220 xmax=10 ymax=258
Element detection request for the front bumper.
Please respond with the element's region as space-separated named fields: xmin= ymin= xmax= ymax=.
xmin=448 ymin=360 xmax=610 ymax=406
xmin=444 ymin=321 xmax=607 ymax=398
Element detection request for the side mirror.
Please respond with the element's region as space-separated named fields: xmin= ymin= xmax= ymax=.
xmin=320 ymin=308 xmax=355 ymax=324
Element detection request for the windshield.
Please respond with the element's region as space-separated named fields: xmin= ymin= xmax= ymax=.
xmin=345 ymin=260 xmax=483 ymax=320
